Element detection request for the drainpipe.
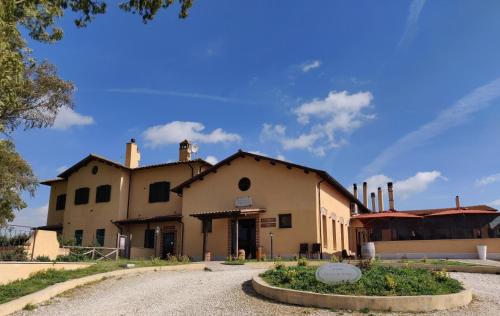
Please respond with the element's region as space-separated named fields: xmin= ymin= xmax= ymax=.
xmin=126 ymin=169 xmax=132 ymax=220
xmin=178 ymin=220 xmax=185 ymax=256
xmin=317 ymin=179 xmax=326 ymax=260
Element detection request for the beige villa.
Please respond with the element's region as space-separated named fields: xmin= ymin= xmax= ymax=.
xmin=41 ymin=139 xmax=499 ymax=260
xmin=41 ymin=139 xmax=367 ymax=260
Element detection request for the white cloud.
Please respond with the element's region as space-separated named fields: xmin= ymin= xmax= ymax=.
xmin=261 ymin=90 xmax=374 ymax=156
xmin=399 ymin=0 xmax=427 ymax=48
xmin=475 ymin=173 xmax=500 ymax=187
xmin=143 ymin=121 xmax=241 ymax=148
xmin=301 ymin=60 xmax=322 ymax=73
xmin=11 ymin=204 xmax=48 ymax=228
xmin=52 ymin=108 xmax=94 ymax=130
xmin=205 ymin=155 xmax=219 ymax=165
xmin=489 ymin=199 xmax=500 ymax=207
xmin=276 ymin=154 xmax=286 ymax=161
xmin=365 ymin=171 xmax=443 ymax=200
xmin=363 ymin=77 xmax=500 ymax=176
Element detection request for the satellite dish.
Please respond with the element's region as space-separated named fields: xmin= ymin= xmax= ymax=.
xmin=191 ymin=143 xmax=199 ymax=154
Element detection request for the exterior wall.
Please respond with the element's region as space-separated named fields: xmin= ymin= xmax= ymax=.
xmin=61 ymin=161 xmax=129 ymax=248
xmin=123 ymin=221 xmax=183 ymax=258
xmin=374 ymin=238 xmax=500 ymax=259
xmin=181 ymin=156 xmax=319 ymax=260
xmin=318 ymin=183 xmax=353 ymax=257
xmin=46 ymin=181 xmax=67 ymax=226
xmin=127 ymin=163 xmax=205 ymax=219
xmin=26 ymin=230 xmax=61 ymax=260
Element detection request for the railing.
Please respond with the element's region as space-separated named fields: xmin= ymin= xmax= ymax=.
xmin=62 ymin=246 xmax=119 ymax=261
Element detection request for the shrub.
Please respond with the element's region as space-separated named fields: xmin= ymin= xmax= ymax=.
xmin=432 ymin=269 xmax=449 ymax=282
xmin=357 ymin=259 xmax=374 ymax=271
xmin=35 ymin=255 xmax=51 ymax=262
xmin=0 ymin=247 xmax=28 ymax=261
xmin=297 ymin=258 xmax=307 ymax=267
xmin=261 ymin=265 xmax=463 ymax=296
xmin=330 ymin=255 xmax=339 ymax=263
xmin=166 ymin=254 xmax=178 ymax=263
xmin=23 ymin=303 xmax=36 ymax=311
xmin=55 ymin=252 xmax=88 ymax=262
xmin=274 ymin=261 xmax=285 ymax=270
xmin=150 ymin=257 xmax=163 ymax=265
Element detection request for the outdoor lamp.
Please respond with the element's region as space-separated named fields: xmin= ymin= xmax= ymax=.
xmin=269 ymin=232 xmax=274 ymax=259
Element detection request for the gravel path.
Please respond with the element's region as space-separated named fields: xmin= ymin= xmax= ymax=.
xmin=12 ymin=268 xmax=500 ymax=316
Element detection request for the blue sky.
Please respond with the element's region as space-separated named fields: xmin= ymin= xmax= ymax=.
xmin=11 ymin=0 xmax=500 ymax=226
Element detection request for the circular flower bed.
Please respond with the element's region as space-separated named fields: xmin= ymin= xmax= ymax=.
xmin=260 ymin=262 xmax=463 ymax=296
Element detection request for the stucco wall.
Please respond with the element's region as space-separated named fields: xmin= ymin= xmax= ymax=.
xmin=26 ymin=230 xmax=61 ymax=260
xmin=0 ymin=262 xmax=90 ymax=285
xmin=61 ymin=161 xmax=128 ymax=247
xmin=46 ymin=181 xmax=67 ymax=226
xmin=181 ymin=156 xmax=320 ymax=260
xmin=374 ymin=238 xmax=500 ymax=259
xmin=124 ymin=221 xmax=183 ymax=257
xmin=318 ymin=183 xmax=352 ymax=256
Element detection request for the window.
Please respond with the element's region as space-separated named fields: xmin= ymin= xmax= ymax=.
xmin=332 ymin=220 xmax=337 ymax=250
xmin=91 ymin=166 xmax=99 ymax=175
xmin=144 ymin=229 xmax=155 ymax=248
xmin=74 ymin=230 xmax=83 ymax=246
xmin=322 ymin=215 xmax=328 ymax=247
xmin=96 ymin=185 xmax=112 ymax=203
xmin=279 ymin=214 xmax=292 ymax=228
xmin=148 ymin=181 xmax=170 ymax=203
xmin=55 ymin=194 xmax=66 ymax=210
xmin=202 ymin=219 xmax=212 ymax=233
xmin=96 ymin=229 xmax=105 ymax=246
xmin=74 ymin=187 xmax=90 ymax=205
xmin=238 ymin=177 xmax=251 ymax=191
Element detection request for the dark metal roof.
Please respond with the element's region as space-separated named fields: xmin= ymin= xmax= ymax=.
xmin=40 ymin=178 xmax=66 ymax=186
xmin=134 ymin=159 xmax=211 ymax=171
xmin=172 ymin=150 xmax=369 ymax=213
xmin=36 ymin=224 xmax=63 ymax=231
xmin=190 ymin=208 xmax=266 ymax=219
xmin=112 ymin=215 xmax=182 ymax=225
xmin=55 ymin=154 xmax=211 ymax=179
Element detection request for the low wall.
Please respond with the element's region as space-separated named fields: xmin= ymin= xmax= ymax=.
xmin=374 ymin=238 xmax=500 ymax=259
xmin=252 ymin=275 xmax=472 ymax=312
xmin=130 ymin=247 xmax=155 ymax=259
xmin=0 ymin=262 xmax=91 ymax=285
xmin=26 ymin=230 xmax=61 ymax=260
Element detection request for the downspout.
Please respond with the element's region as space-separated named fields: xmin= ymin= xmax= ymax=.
xmin=317 ymin=178 xmax=326 ymax=260
xmin=178 ymin=220 xmax=185 ymax=256
xmin=126 ymin=169 xmax=132 ymax=220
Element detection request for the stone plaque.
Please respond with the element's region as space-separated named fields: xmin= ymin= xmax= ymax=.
xmin=315 ymin=263 xmax=362 ymax=285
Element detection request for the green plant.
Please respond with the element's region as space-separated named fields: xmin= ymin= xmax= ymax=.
xmin=357 ymin=259 xmax=373 ymax=271
xmin=35 ymin=255 xmax=51 ymax=262
xmin=421 ymin=256 xmax=428 ymax=263
xmin=150 ymin=257 xmax=163 ymax=265
xmin=432 ymin=269 xmax=449 ymax=282
xmin=0 ymin=247 xmax=28 ymax=261
xmin=359 ymin=307 xmax=369 ymax=313
xmin=297 ymin=258 xmax=307 ymax=267
xmin=384 ymin=274 xmax=396 ymax=291
xmin=166 ymin=255 xmax=178 ymax=263
xmin=260 ymin=254 xmax=267 ymax=261
xmin=23 ymin=303 xmax=36 ymax=311
xmin=274 ymin=261 xmax=285 ymax=270
xmin=330 ymin=255 xmax=339 ymax=263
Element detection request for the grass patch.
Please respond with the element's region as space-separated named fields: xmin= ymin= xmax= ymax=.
xmin=23 ymin=303 xmax=36 ymax=311
xmin=223 ymin=260 xmax=245 ymax=265
xmin=0 ymin=259 xmax=185 ymax=304
xmin=261 ymin=263 xmax=463 ymax=296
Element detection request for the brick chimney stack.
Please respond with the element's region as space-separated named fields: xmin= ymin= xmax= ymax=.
xmin=125 ymin=138 xmax=140 ymax=168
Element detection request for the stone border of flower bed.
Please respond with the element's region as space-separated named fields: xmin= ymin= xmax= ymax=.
xmin=0 ymin=263 xmax=206 ymax=316
xmin=252 ymin=275 xmax=472 ymax=312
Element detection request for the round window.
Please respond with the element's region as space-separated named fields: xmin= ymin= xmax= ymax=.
xmin=91 ymin=166 xmax=98 ymax=175
xmin=238 ymin=177 xmax=251 ymax=191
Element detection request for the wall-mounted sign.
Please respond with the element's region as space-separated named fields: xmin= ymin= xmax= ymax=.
xmin=260 ymin=217 xmax=276 ymax=228
xmin=315 ymin=263 xmax=362 ymax=285
xmin=235 ymin=196 xmax=252 ymax=208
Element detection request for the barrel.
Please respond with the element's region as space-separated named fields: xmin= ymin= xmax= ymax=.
xmin=361 ymin=242 xmax=376 ymax=259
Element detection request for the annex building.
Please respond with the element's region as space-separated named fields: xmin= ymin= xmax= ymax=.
xmin=40 ymin=140 xmax=500 ymax=260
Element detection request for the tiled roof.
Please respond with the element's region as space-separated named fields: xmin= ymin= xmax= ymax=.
xmin=425 ymin=209 xmax=499 ymax=217
xmin=352 ymin=210 xmax=422 ymax=219
xmin=40 ymin=178 xmax=65 ymax=185
xmin=402 ymin=205 xmax=497 ymax=215
xmin=134 ymin=159 xmax=211 ymax=170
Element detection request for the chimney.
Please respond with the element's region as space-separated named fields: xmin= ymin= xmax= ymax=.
xmin=377 ymin=187 xmax=384 ymax=212
xmin=352 ymin=184 xmax=359 ymax=214
xmin=125 ymin=138 xmax=140 ymax=168
xmin=387 ymin=182 xmax=395 ymax=210
xmin=455 ymin=195 xmax=460 ymax=209
xmin=363 ymin=182 xmax=368 ymax=207
xmin=370 ymin=192 xmax=376 ymax=212
xmin=179 ymin=140 xmax=191 ymax=162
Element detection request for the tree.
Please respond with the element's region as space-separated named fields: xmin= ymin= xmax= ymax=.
xmin=0 ymin=140 xmax=37 ymax=226
xmin=0 ymin=0 xmax=192 ymax=225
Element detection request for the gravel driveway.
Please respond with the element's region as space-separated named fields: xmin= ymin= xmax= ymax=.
xmin=12 ymin=267 xmax=500 ymax=316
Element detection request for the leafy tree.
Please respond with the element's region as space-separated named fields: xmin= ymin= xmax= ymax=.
xmin=0 ymin=0 xmax=192 ymax=225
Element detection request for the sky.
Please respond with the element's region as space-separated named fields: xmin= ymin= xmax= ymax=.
xmin=11 ymin=0 xmax=500 ymax=227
